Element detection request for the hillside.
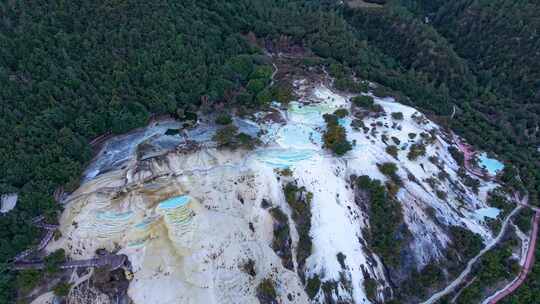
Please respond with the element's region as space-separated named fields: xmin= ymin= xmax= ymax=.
xmin=1 ymin=0 xmax=539 ymax=303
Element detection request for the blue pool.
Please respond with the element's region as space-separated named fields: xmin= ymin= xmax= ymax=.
xmin=256 ymin=148 xmax=316 ymax=168
xmin=277 ymin=124 xmax=322 ymax=149
xmin=478 ymin=153 xmax=504 ymax=175
xmin=96 ymin=211 xmax=133 ymax=221
xmin=474 ymin=207 xmax=501 ymax=221
xmin=158 ymin=195 xmax=190 ymax=210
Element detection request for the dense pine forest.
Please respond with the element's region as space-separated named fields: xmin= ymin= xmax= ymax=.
xmin=0 ymin=0 xmax=539 ymax=302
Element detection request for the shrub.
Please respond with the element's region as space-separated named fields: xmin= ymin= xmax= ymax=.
xmin=256 ymin=88 xmax=272 ymax=105
xmin=370 ymin=104 xmax=384 ymax=113
xmin=378 ymin=162 xmax=398 ymax=178
xmin=241 ymin=259 xmax=256 ymax=277
xmin=44 ymin=249 xmax=66 ymax=274
xmin=323 ymin=113 xmax=339 ymax=126
xmin=246 ymin=78 xmax=267 ymax=95
xmin=351 ymin=119 xmax=365 ymax=130
xmin=250 ymin=65 xmax=273 ymax=79
xmin=16 ymin=270 xmax=41 ymax=294
xmin=449 ymin=226 xmax=483 ymax=260
xmin=391 ymin=112 xmax=404 ymax=120
xmin=407 ymin=143 xmax=426 ymax=160
xmin=53 ymin=282 xmax=71 ymax=297
xmin=436 ymin=190 xmax=447 ymax=200
xmin=283 ymin=183 xmax=313 ymax=281
xmin=270 ymin=84 xmax=294 ymax=104
xmin=334 ymin=108 xmax=349 ymax=118
xmin=448 ymin=146 xmax=465 ymax=167
xmin=256 ymin=278 xmax=277 ymax=304
xmin=334 ymin=77 xmax=366 ymax=93
xmin=235 ymin=91 xmax=253 ymax=105
xmin=269 ymin=207 xmax=293 ymax=270
xmin=215 ymin=114 xmax=233 ymax=125
xmin=323 ymin=123 xmax=352 ymax=156
xmin=351 ymin=95 xmax=374 ymax=108
xmin=213 ymin=126 xmax=259 ymax=149
xmin=236 ymin=132 xmax=259 ymax=149
xmin=336 ymin=252 xmax=347 ymax=269
xmin=363 ymin=277 xmax=378 ymax=301
xmin=278 ymin=168 xmax=293 ymax=176
xmin=306 ymin=274 xmax=321 ymax=299
xmin=213 ymin=125 xmax=239 ymax=147
xmin=386 ymin=145 xmax=399 ymax=159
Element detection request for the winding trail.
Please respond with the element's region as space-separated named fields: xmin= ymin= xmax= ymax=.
xmin=421 ymin=203 xmax=523 ymax=304
xmin=484 ymin=202 xmax=540 ymax=304
xmin=455 ymin=137 xmax=485 ymax=178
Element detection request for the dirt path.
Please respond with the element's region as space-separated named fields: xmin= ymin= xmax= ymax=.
xmin=421 ymin=204 xmax=523 ymax=304
xmin=484 ymin=207 xmax=540 ymax=304
xmin=456 ymin=138 xmax=485 ymax=178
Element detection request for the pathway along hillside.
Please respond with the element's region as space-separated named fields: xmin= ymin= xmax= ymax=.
xmin=421 ymin=203 xmax=522 ymax=304
xmin=485 ymin=207 xmax=540 ymax=304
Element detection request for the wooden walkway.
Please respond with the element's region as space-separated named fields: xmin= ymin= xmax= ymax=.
xmin=13 ymin=254 xmax=127 ymax=271
xmin=13 ymin=217 xmax=58 ymax=262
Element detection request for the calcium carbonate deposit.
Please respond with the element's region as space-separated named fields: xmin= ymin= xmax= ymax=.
xmin=45 ymin=80 xmax=507 ymax=304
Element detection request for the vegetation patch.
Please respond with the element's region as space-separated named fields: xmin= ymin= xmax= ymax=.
xmin=16 ymin=270 xmax=42 ymax=294
xmin=322 ymin=114 xmax=352 ymax=156
xmin=454 ymin=240 xmax=519 ymax=304
xmin=448 ymin=226 xmax=483 ymax=261
xmin=407 ymin=142 xmax=426 ymax=160
xmin=212 ymin=125 xmax=260 ymax=149
xmin=256 ymin=278 xmax=277 ymax=304
xmin=391 ymin=112 xmax=404 ymax=120
xmin=377 ymin=162 xmax=401 ymax=185
xmin=329 ymin=63 xmax=368 ymax=93
xmin=269 ymin=207 xmax=293 ymax=270
xmin=215 ymin=114 xmax=233 ymax=125
xmin=53 ymin=282 xmax=71 ymax=297
xmin=44 ymin=249 xmax=66 ymax=274
xmin=334 ymin=108 xmax=349 ymax=118
xmin=385 ymin=145 xmax=399 ymax=159
xmin=283 ymin=183 xmax=313 ymax=283
xmin=355 ymin=175 xmax=408 ymax=267
xmin=241 ymin=258 xmax=256 ymax=277
xmin=363 ymin=276 xmax=378 ymax=301
xmin=306 ymin=274 xmax=321 ymax=299
xmin=351 ymin=95 xmax=374 ymax=108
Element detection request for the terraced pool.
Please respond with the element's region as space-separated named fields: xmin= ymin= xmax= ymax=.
xmin=478 ymin=153 xmax=504 ymax=175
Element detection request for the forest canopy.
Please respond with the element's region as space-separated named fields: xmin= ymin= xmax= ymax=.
xmin=0 ymin=0 xmax=539 ymax=302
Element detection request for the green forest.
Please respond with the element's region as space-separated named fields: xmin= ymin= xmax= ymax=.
xmin=0 ymin=0 xmax=539 ymax=302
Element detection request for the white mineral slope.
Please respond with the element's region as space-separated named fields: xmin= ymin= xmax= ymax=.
xmin=48 ymin=82 xmax=508 ymax=304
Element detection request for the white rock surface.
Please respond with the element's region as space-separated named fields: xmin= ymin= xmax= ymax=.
xmin=48 ymin=82 xmax=506 ymax=304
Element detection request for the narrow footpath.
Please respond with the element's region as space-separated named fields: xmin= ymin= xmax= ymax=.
xmin=421 ymin=204 xmax=522 ymax=304
xmin=484 ymin=206 xmax=540 ymax=304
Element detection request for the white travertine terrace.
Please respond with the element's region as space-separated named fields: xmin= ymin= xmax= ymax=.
xmin=46 ymin=82 xmax=505 ymax=304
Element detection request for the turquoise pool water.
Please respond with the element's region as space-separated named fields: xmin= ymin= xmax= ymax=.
xmin=473 ymin=207 xmax=501 ymax=221
xmin=277 ymin=124 xmax=322 ymax=149
xmin=96 ymin=211 xmax=133 ymax=221
xmin=288 ymin=102 xmax=335 ymax=126
xmin=478 ymin=153 xmax=504 ymax=175
xmin=157 ymin=195 xmax=190 ymax=210
xmin=338 ymin=117 xmax=351 ymax=128
xmin=256 ymin=148 xmax=316 ymax=168
xmin=134 ymin=217 xmax=158 ymax=230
